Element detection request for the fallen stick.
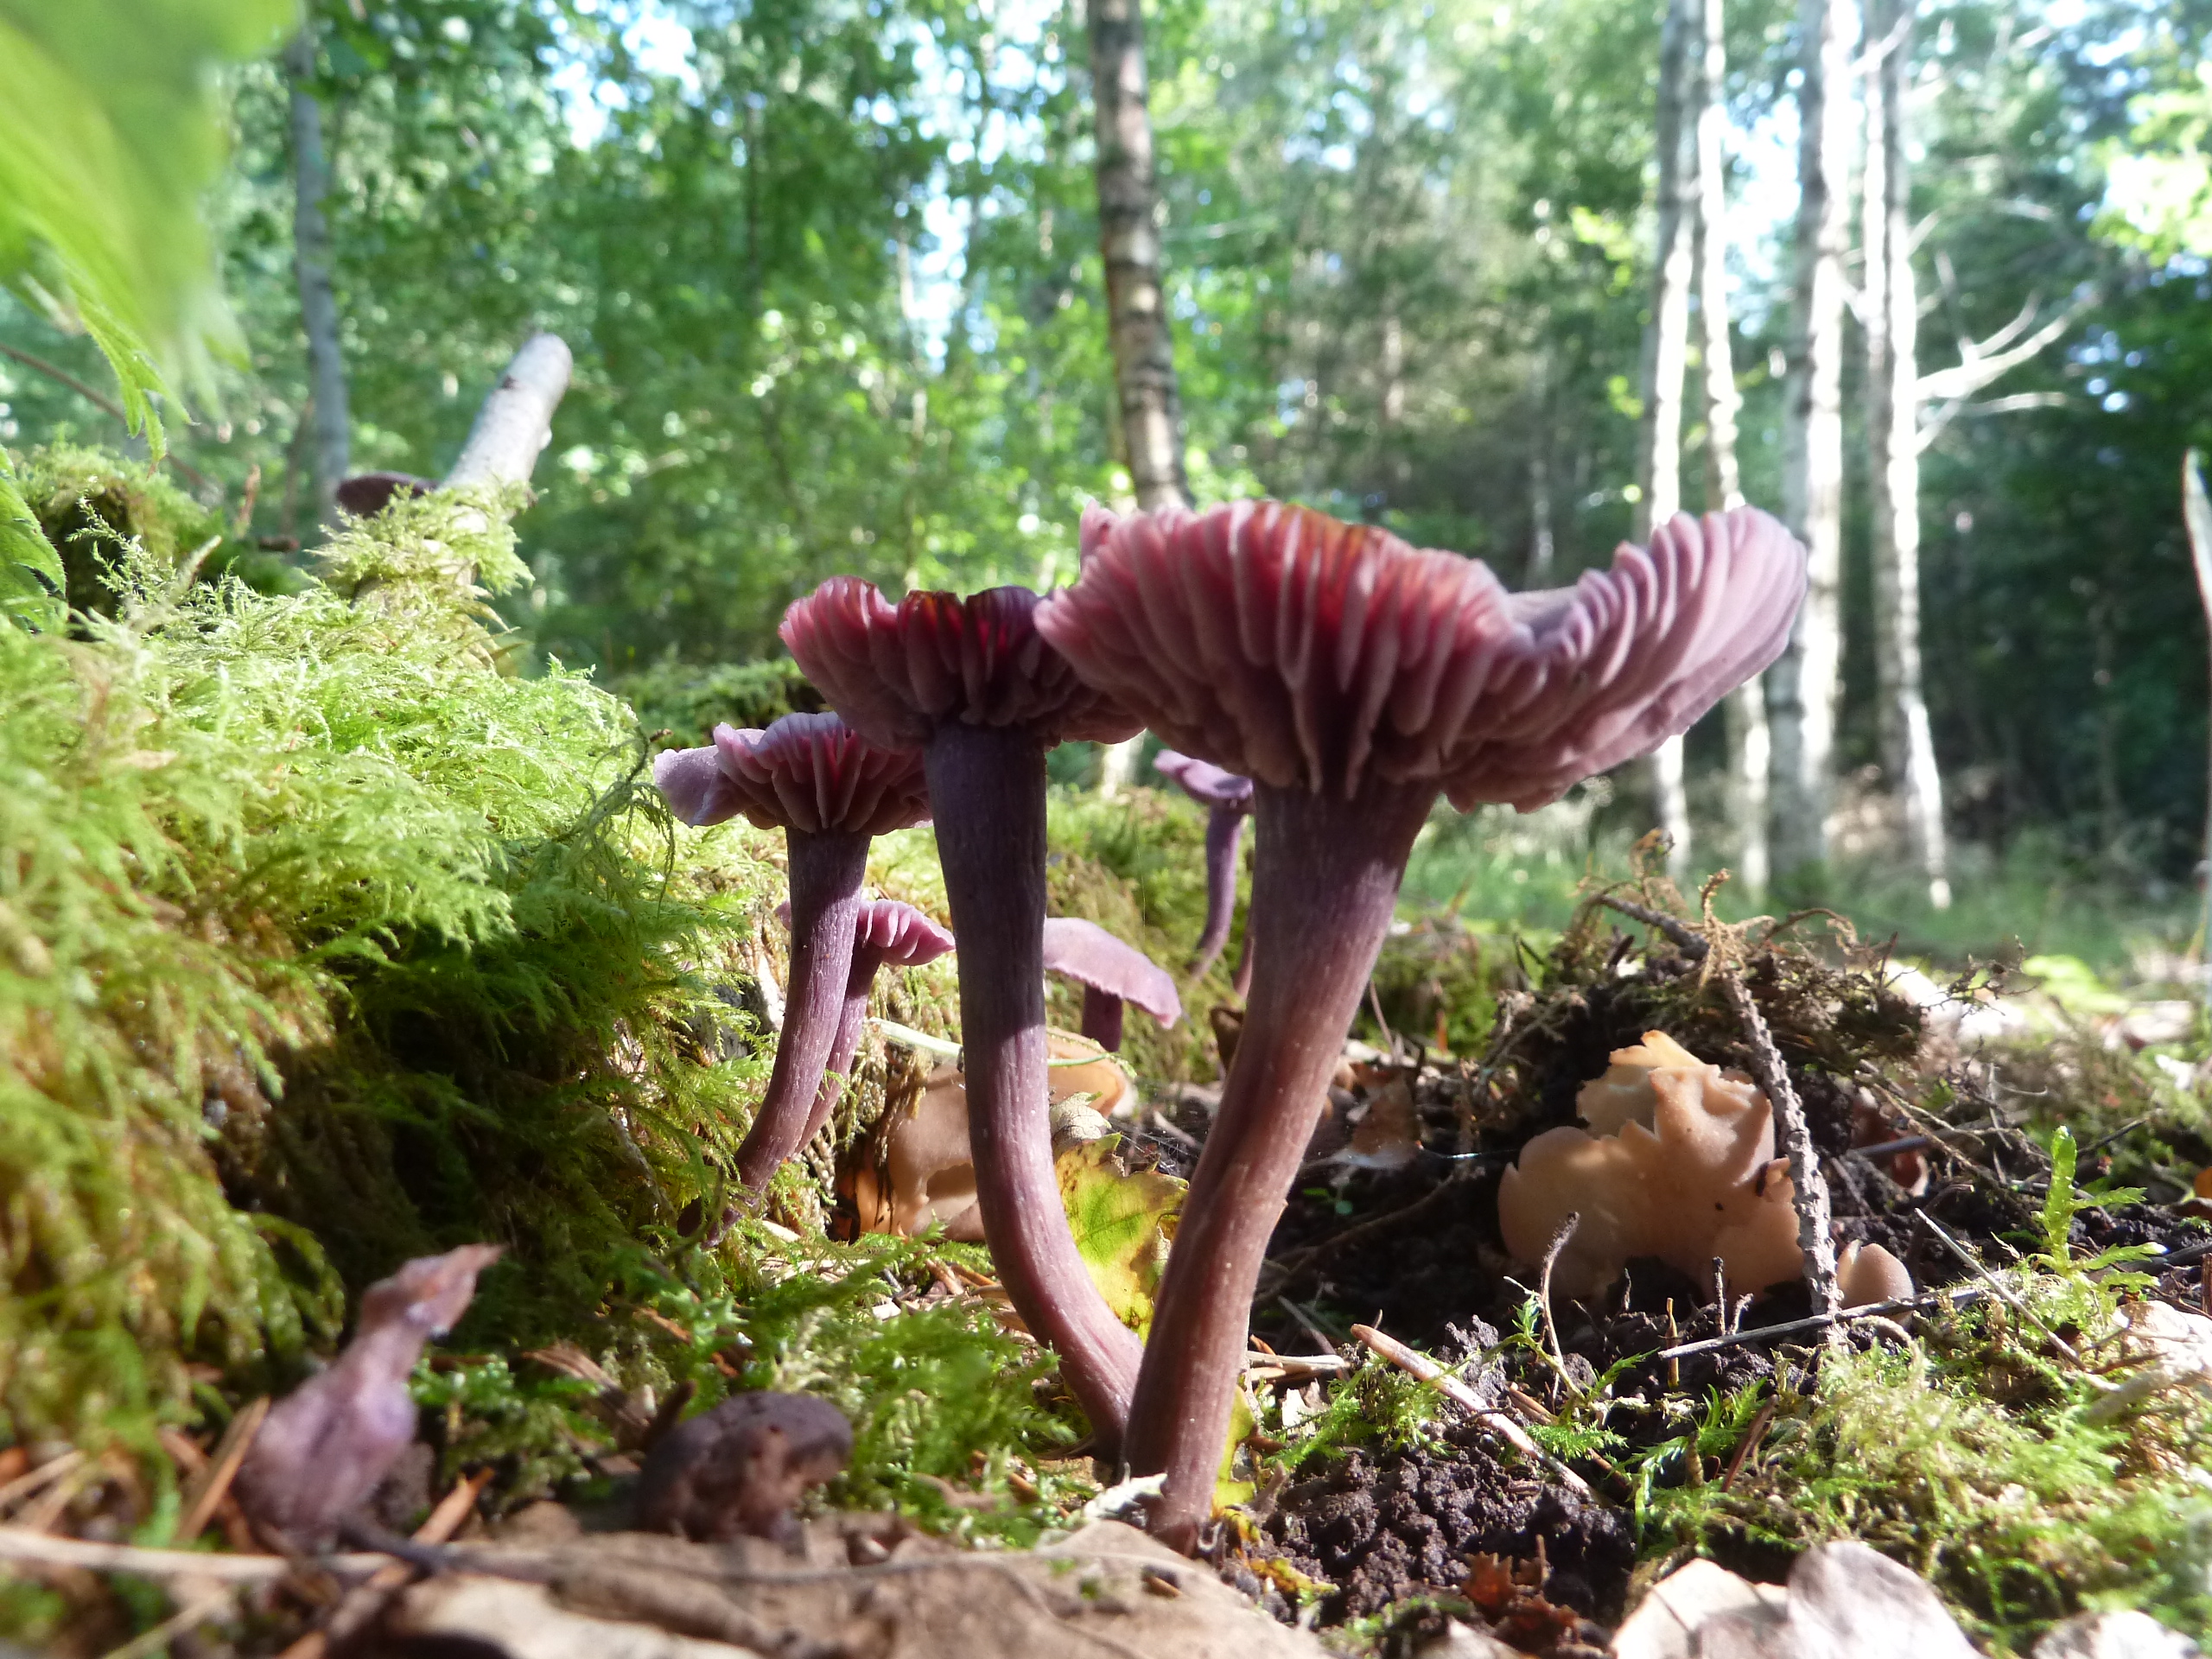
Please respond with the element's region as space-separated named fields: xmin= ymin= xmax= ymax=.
xmin=282 ymin=1469 xmax=495 ymax=1659
xmin=177 ymin=1396 xmax=268 ymax=1545
xmin=1348 ymin=1324 xmax=1594 ymax=1498
xmin=1654 ymin=1284 xmax=1993 ymax=1361
xmin=0 ymin=1529 xmax=386 ymax=1582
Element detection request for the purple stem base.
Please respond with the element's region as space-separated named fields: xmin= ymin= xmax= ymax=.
xmin=734 ymin=830 xmax=869 ymax=1191
xmin=927 ymin=721 xmax=1144 ymax=1454
xmin=1080 ymin=985 xmax=1126 ymax=1052
xmin=1123 ymin=781 xmax=1435 ymax=1550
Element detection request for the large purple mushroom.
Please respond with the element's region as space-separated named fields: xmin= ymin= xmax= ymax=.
xmin=652 ymin=714 xmax=930 ymax=1191
xmin=780 ymin=583 xmax=1147 ymax=1452
xmin=1038 ymin=500 xmax=1806 ymax=1548
xmin=1151 ymin=751 xmax=1255 ymax=982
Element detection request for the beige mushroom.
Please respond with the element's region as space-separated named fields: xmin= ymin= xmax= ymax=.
xmin=854 ymin=1031 xmax=1130 ymax=1240
xmin=1837 ymin=1240 xmax=1915 ymax=1308
xmin=1497 ymin=1030 xmax=1803 ymax=1301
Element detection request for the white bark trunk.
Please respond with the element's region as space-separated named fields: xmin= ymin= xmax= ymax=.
xmin=1638 ymin=0 xmax=1698 ymax=884
xmin=1695 ymin=0 xmax=1767 ymax=897
xmin=1866 ymin=0 xmax=1949 ymax=908
xmin=1089 ymin=0 xmax=1184 ymax=798
xmin=1089 ymin=0 xmax=1187 ymax=515
xmin=1770 ymin=0 xmax=1854 ymax=880
xmin=445 ymin=334 xmax=575 ymax=493
xmin=285 ymin=30 xmax=349 ymax=531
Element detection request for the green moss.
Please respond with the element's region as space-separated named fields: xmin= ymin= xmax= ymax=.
xmin=614 ymin=656 xmax=824 ymax=750
xmin=1635 ymin=1287 xmax=2212 ymax=1651
xmin=0 ymin=447 xmax=785 ymax=1453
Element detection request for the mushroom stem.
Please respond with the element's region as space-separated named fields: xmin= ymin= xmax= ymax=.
xmin=1079 ymin=985 xmax=1126 ymax=1052
xmin=734 ymin=831 xmax=870 ymax=1190
xmin=925 ymin=721 xmax=1145 ymax=1450
xmin=1123 ymin=780 xmax=1435 ymax=1550
xmin=798 ymin=946 xmax=884 ymax=1149
xmin=1192 ymin=808 xmax=1245 ymax=976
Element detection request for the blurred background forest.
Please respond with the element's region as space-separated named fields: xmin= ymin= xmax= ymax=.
xmin=4 ymin=0 xmax=2211 ymax=976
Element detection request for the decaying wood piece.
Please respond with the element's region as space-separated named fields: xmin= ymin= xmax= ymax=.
xmin=445 ymin=334 xmax=575 ymax=494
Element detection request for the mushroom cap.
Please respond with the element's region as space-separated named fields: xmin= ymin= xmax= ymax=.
xmin=1041 ymin=917 xmax=1181 ymax=1027
xmin=1036 ymin=501 xmax=1806 ymax=810
xmin=780 ymin=579 xmax=1143 ymax=751
xmin=652 ymin=712 xmax=929 ymax=836
xmin=357 ymin=1243 xmax=505 ymax=1338
xmin=1152 ymin=748 xmax=1255 ymax=812
xmin=334 ymin=471 xmax=435 ymax=517
xmin=853 ymin=897 xmax=956 ymax=967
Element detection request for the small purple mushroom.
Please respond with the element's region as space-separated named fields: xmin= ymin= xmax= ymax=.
xmin=1152 ymin=751 xmax=1255 ymax=982
xmin=234 ymin=1243 xmax=503 ymax=1547
xmin=799 ymin=897 xmax=956 ymax=1147
xmin=334 ymin=471 xmax=436 ymax=518
xmin=780 ymin=583 xmax=1147 ymax=1452
xmin=652 ymin=713 xmax=930 ymax=1190
xmin=1042 ymin=917 xmax=1181 ymax=1053
xmin=1039 ymin=500 xmax=1806 ymax=1548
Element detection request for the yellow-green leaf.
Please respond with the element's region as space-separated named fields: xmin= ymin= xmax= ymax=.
xmin=1055 ymin=1135 xmax=1182 ymax=1338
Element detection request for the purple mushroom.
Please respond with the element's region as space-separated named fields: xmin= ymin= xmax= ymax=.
xmin=652 ymin=714 xmax=930 ymax=1191
xmin=798 ymin=897 xmax=956 ymax=1148
xmin=1042 ymin=917 xmax=1181 ymax=1053
xmin=234 ymin=1243 xmax=503 ymax=1547
xmin=780 ymin=583 xmax=1147 ymax=1452
xmin=1038 ymin=500 xmax=1807 ymax=1548
xmin=1152 ymin=751 xmax=1255 ymax=983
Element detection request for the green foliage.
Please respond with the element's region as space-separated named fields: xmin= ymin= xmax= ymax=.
xmin=1636 ymin=1291 xmax=2212 ymax=1651
xmin=0 ymin=444 xmax=785 ymax=1451
xmin=615 ymin=656 xmax=825 ymax=750
xmin=0 ymin=447 xmax=62 ymax=631
xmin=0 ymin=0 xmax=290 ymax=437
xmin=1270 ymin=1357 xmax=1452 ymax=1475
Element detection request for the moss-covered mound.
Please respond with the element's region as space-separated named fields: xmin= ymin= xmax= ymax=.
xmin=0 ymin=450 xmax=801 ymax=1454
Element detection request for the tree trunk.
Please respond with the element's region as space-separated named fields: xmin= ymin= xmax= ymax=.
xmin=1637 ymin=0 xmax=1698 ymax=883
xmin=284 ymin=30 xmax=349 ymax=531
xmin=1769 ymin=0 xmax=1854 ymax=881
xmin=1089 ymin=0 xmax=1186 ymax=798
xmin=1089 ymin=0 xmax=1187 ymax=513
xmin=1695 ymin=0 xmax=1766 ymax=896
xmin=1866 ymin=0 xmax=1949 ymax=907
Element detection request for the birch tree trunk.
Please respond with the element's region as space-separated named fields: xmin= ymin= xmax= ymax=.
xmin=1769 ymin=0 xmax=1854 ymax=880
xmin=1089 ymin=0 xmax=1187 ymax=795
xmin=1866 ymin=0 xmax=1950 ymax=907
xmin=1637 ymin=0 xmax=1698 ymax=884
xmin=284 ymin=29 xmax=349 ymax=531
xmin=1695 ymin=0 xmax=1769 ymax=897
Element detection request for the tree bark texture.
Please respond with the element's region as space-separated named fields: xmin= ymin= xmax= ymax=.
xmin=1865 ymin=0 xmax=1949 ymax=908
xmin=1089 ymin=0 xmax=1189 ymax=516
xmin=285 ymin=30 xmax=350 ymax=531
xmin=1695 ymin=0 xmax=1767 ymax=895
xmin=1770 ymin=0 xmax=1854 ymax=880
xmin=1637 ymin=0 xmax=1698 ymax=882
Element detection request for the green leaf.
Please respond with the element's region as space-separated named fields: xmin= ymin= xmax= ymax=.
xmin=2042 ymin=1127 xmax=2079 ymax=1265
xmin=0 ymin=0 xmax=291 ymax=435
xmin=1055 ymin=1135 xmax=1184 ymax=1339
xmin=0 ymin=448 xmax=64 ymax=632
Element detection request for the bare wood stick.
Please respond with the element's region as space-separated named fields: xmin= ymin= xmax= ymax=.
xmin=177 ymin=1396 xmax=269 ymax=1545
xmin=97 ymin=1586 xmax=238 ymax=1659
xmin=443 ymin=334 xmax=574 ymax=493
xmin=1912 ymin=1210 xmax=2080 ymax=1363
xmin=1348 ymin=1324 xmax=1593 ymax=1497
xmin=283 ymin=1469 xmax=496 ymax=1659
xmin=0 ymin=1529 xmax=386 ymax=1582
xmin=1719 ymin=973 xmax=1842 ymax=1324
xmin=1656 ymin=1284 xmax=1990 ymax=1361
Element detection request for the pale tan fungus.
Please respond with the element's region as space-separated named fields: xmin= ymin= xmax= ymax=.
xmin=1836 ymin=1240 xmax=1915 ymax=1308
xmin=1497 ymin=1030 xmax=1803 ymax=1300
xmin=853 ymin=1032 xmax=1129 ymax=1240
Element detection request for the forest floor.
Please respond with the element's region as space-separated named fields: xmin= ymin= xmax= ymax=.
xmin=5 ymin=446 xmax=2211 ymax=1657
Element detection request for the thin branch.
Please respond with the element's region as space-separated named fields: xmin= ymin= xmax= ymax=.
xmin=0 ymin=340 xmax=219 ymax=494
xmin=1348 ymin=1324 xmax=1594 ymax=1497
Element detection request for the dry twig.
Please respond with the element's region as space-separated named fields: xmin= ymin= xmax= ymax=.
xmin=1348 ymin=1324 xmax=1593 ymax=1497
